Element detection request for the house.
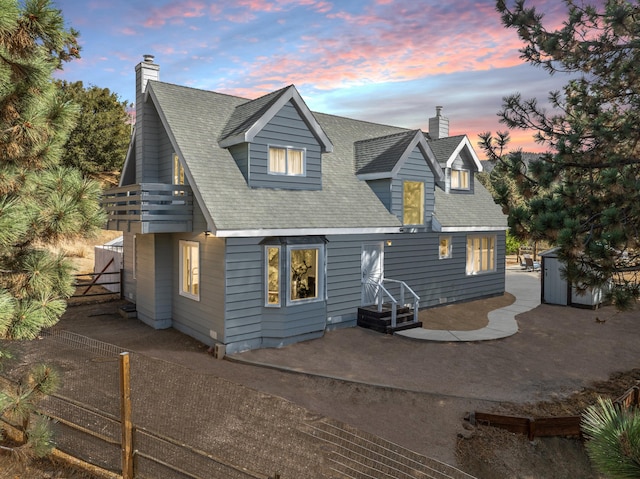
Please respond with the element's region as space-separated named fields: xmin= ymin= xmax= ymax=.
xmin=102 ymin=55 xmax=508 ymax=354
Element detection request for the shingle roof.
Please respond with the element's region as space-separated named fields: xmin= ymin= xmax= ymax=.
xmin=354 ymin=130 xmax=421 ymax=175
xmin=433 ymin=182 xmax=507 ymax=229
xmin=429 ymin=135 xmax=466 ymax=167
xmin=147 ymin=81 xmax=504 ymax=234
xmin=219 ymin=85 xmax=290 ymax=141
xmin=148 ymin=81 xmax=404 ymax=233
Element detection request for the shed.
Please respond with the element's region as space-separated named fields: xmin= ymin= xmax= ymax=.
xmin=540 ymin=248 xmax=607 ymax=308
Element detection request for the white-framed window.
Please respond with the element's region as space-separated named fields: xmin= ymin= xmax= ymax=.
xmin=265 ymin=246 xmax=281 ymax=307
xmin=403 ymin=180 xmax=424 ymax=225
xmin=288 ymin=245 xmax=324 ymax=305
xmin=451 ymin=169 xmax=470 ymax=190
xmin=439 ymin=236 xmax=452 ymax=259
xmin=466 ymin=235 xmax=496 ymax=275
xmin=179 ymin=240 xmax=200 ymax=300
xmin=268 ymin=146 xmax=305 ymax=176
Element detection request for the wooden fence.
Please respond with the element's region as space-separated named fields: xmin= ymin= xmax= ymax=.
xmin=467 ymin=383 xmax=640 ymax=441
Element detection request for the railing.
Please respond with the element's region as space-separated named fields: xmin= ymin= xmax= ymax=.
xmin=374 ymin=278 xmax=420 ymax=328
xmin=101 ymin=183 xmax=193 ymax=233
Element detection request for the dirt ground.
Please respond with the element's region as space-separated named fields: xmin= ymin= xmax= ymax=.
xmin=2 ymin=251 xmax=639 ymax=478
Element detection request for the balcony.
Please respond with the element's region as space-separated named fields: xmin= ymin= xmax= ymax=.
xmin=102 ymin=183 xmax=193 ymax=234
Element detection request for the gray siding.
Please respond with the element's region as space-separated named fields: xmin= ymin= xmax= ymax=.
xmin=366 ymin=179 xmax=392 ymax=210
xmin=391 ymin=146 xmax=435 ymax=228
xmin=249 ymin=102 xmax=322 ymax=190
xmin=224 ymin=237 xmax=264 ymax=350
xmin=171 ymin=232 xmax=226 ymax=346
xmin=229 ymin=143 xmax=249 ymax=182
xmin=135 ymin=234 xmax=172 ymax=329
xmin=325 ymin=231 xmax=506 ymax=323
xmin=122 ymin=232 xmax=136 ymax=303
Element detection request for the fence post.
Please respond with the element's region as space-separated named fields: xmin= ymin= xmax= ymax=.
xmin=120 ymin=352 xmax=134 ymax=479
xmin=120 ymin=269 xmax=124 ymax=300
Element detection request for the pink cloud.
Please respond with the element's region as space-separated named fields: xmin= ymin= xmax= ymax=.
xmin=143 ymin=0 xmax=207 ymax=28
xmin=120 ymin=27 xmax=137 ymax=36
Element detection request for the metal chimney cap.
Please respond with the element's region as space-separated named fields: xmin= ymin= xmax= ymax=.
xmin=435 ymin=106 xmax=443 ymax=115
xmin=143 ymin=54 xmax=155 ymax=63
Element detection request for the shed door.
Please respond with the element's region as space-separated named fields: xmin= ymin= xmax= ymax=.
xmin=361 ymin=243 xmax=384 ymax=306
xmin=543 ymin=256 xmax=568 ymax=305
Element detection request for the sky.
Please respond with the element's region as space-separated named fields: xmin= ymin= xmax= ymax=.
xmin=52 ymin=0 xmax=573 ymax=156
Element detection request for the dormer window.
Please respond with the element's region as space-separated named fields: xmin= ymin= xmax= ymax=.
xmin=269 ymin=146 xmax=305 ymax=176
xmin=451 ymin=169 xmax=470 ymax=190
xmin=403 ymin=181 xmax=424 ymax=225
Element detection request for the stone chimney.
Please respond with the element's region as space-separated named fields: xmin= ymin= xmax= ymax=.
xmin=428 ymin=106 xmax=449 ymax=140
xmin=134 ymin=55 xmax=159 ymax=182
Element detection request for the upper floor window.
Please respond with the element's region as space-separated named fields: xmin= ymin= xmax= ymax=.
xmin=173 ymin=153 xmax=185 ymax=185
xmin=403 ymin=181 xmax=424 ymax=225
xmin=466 ymin=235 xmax=496 ymax=275
xmin=269 ymin=146 xmax=305 ymax=176
xmin=451 ymin=169 xmax=470 ymax=190
xmin=179 ymin=240 xmax=199 ymax=300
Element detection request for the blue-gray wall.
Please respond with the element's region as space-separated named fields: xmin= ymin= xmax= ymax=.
xmin=248 ymin=101 xmax=322 ymax=190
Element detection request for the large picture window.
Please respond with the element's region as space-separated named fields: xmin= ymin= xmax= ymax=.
xmin=269 ymin=146 xmax=305 ymax=176
xmin=290 ymin=247 xmax=318 ymax=302
xmin=179 ymin=240 xmax=199 ymax=300
xmin=403 ymin=181 xmax=424 ymax=225
xmin=466 ymin=235 xmax=496 ymax=275
xmin=451 ymin=169 xmax=470 ymax=190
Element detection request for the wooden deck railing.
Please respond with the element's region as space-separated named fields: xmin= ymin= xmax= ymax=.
xmin=101 ymin=183 xmax=193 ymax=233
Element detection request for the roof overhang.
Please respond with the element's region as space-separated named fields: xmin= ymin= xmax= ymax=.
xmin=212 ymin=226 xmax=402 ymax=238
xmin=445 ymin=136 xmax=483 ymax=171
xmin=219 ymin=86 xmax=334 ymax=153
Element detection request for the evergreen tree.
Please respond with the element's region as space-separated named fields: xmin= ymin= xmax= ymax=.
xmin=582 ymin=397 xmax=640 ymax=478
xmin=57 ymin=80 xmax=131 ymax=182
xmin=0 ymin=0 xmax=105 ymax=341
xmin=480 ymin=0 xmax=640 ymax=309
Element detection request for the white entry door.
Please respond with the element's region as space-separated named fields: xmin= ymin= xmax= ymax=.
xmin=361 ymin=242 xmax=384 ymax=306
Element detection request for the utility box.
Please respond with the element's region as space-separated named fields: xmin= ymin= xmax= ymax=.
xmin=540 ymin=248 xmax=608 ymax=308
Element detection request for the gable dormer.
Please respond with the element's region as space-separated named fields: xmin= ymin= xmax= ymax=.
xmin=429 ymin=135 xmax=482 ymax=194
xmin=219 ymin=85 xmax=333 ymax=191
xmin=355 ymin=130 xmax=444 ymax=228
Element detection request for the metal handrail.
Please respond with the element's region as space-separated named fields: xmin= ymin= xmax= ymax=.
xmin=373 ymin=278 xmax=421 ymax=328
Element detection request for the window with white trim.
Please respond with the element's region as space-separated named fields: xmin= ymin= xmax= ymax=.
xmin=439 ymin=236 xmax=452 ymax=259
xmin=268 ymin=146 xmax=305 ymax=175
xmin=403 ymin=181 xmax=424 ymax=225
xmin=451 ymin=169 xmax=470 ymax=190
xmin=179 ymin=240 xmax=199 ymax=300
xmin=466 ymin=235 xmax=496 ymax=275
xmin=289 ymin=247 xmax=320 ymax=303
xmin=265 ymin=246 xmax=281 ymax=306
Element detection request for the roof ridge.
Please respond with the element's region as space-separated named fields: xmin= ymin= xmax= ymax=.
xmin=354 ymin=129 xmax=420 ymax=145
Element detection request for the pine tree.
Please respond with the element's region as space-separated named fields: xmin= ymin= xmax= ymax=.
xmin=0 ymin=0 xmax=105 ymax=341
xmin=57 ymin=80 xmax=132 ymax=182
xmin=480 ymin=0 xmax=640 ymax=309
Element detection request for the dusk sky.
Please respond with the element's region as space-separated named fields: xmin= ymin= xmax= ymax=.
xmin=53 ymin=0 xmax=574 ymax=156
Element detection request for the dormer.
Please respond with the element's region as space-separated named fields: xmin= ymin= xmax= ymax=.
xmin=429 ymin=135 xmax=482 ymax=194
xmin=218 ymin=85 xmax=333 ymax=190
xmin=355 ymin=130 xmax=444 ymax=228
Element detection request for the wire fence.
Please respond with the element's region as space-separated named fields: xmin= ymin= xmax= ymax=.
xmin=0 ymin=327 xmax=323 ymax=479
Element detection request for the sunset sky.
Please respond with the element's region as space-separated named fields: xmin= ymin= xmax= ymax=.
xmin=52 ymin=0 xmax=573 ymax=156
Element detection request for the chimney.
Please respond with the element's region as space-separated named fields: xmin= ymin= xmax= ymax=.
xmin=134 ymin=55 xmax=159 ymax=182
xmin=428 ymin=105 xmax=449 ymax=140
